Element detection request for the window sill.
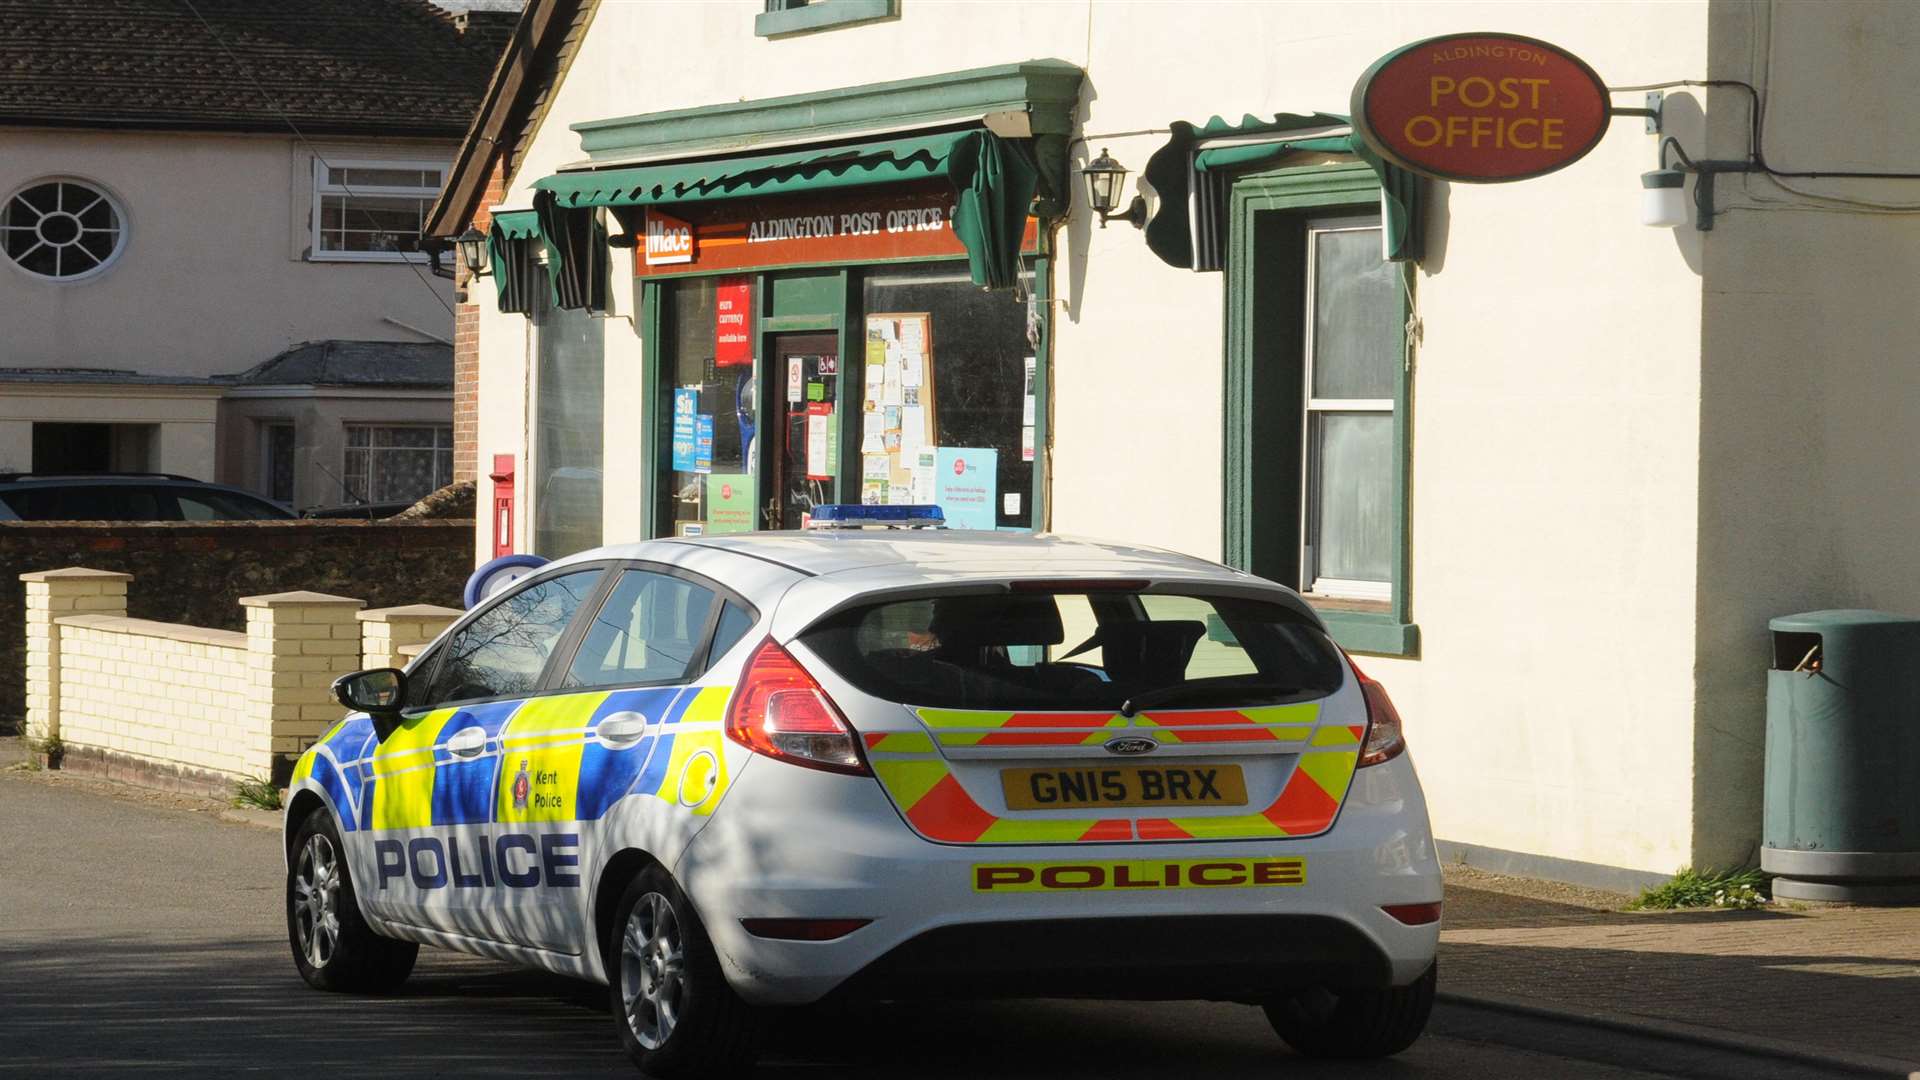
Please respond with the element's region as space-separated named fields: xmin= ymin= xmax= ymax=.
xmin=1317 ymin=610 xmax=1419 ymax=658
xmin=755 ymin=0 xmax=896 ymax=38
xmin=307 ymin=252 xmax=432 ymax=264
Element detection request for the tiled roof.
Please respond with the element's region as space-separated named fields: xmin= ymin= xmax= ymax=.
xmin=223 ymin=340 xmax=453 ymax=389
xmin=0 ymin=0 xmax=512 ymax=136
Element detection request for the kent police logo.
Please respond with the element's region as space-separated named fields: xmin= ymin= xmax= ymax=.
xmin=512 ymin=759 xmax=531 ymax=810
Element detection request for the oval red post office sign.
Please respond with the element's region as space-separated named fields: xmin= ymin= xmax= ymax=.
xmin=1352 ymin=32 xmax=1611 ymax=183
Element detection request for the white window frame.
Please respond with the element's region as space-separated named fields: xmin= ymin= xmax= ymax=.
xmin=1299 ymin=215 xmax=1394 ymax=603
xmin=309 ymin=158 xmax=447 ymax=263
xmin=343 ymin=422 xmax=454 ymax=503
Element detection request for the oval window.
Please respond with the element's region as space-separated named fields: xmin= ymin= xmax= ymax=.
xmin=1 ymin=178 xmax=127 ymax=281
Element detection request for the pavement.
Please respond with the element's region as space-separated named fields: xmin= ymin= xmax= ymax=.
xmin=3 ymin=734 xmax=1918 ymax=1078
xmin=1439 ymin=867 xmax=1920 ymax=1075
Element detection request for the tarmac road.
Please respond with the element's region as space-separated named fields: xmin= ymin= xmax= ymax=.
xmin=0 ymin=759 xmax=1778 ymax=1080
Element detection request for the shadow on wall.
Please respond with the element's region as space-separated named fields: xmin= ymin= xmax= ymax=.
xmin=0 ymin=519 xmax=473 ymax=732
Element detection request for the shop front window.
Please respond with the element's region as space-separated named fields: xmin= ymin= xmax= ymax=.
xmin=658 ymin=277 xmax=757 ymax=536
xmin=859 ymin=263 xmax=1037 ymax=529
xmin=534 ymin=280 xmax=604 ymax=556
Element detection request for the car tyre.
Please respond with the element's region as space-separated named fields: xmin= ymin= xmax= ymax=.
xmin=1264 ymin=963 xmax=1436 ymax=1059
xmin=287 ymin=807 xmax=417 ymax=993
xmin=608 ymin=865 xmax=767 ymax=1078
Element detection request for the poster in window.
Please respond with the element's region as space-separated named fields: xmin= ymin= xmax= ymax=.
xmin=715 ymin=277 xmax=752 ymax=367
xmin=705 ymin=473 xmax=756 ymax=533
xmin=934 ymin=447 xmax=996 ymax=529
xmin=671 ymin=388 xmax=698 ymax=472
xmin=863 ymin=313 xmax=937 ymax=499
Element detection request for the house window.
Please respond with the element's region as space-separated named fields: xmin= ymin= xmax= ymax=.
xmin=343 ymin=425 xmax=453 ymax=504
xmin=755 ymin=0 xmax=896 ymax=37
xmin=1225 ymin=161 xmax=1415 ymax=657
xmin=1301 ymin=217 xmax=1398 ymax=602
xmin=263 ymin=422 xmax=296 ymax=504
xmin=311 ymin=159 xmax=445 ymax=261
xmin=2 ymin=177 xmax=126 ymax=281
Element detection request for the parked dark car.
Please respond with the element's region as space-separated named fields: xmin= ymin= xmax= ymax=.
xmin=0 ymin=473 xmax=296 ymax=521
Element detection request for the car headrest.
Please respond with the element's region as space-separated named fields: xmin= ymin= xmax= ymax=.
xmin=927 ymin=593 xmax=1065 ymax=648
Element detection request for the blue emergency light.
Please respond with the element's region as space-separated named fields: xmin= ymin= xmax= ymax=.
xmin=806 ymin=504 xmax=946 ymax=529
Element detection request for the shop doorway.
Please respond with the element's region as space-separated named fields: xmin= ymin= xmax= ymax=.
xmin=766 ymin=333 xmax=839 ymax=529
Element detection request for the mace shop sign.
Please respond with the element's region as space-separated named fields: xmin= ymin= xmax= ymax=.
xmin=1352 ymin=32 xmax=1610 ymax=182
xmin=630 ymin=182 xmax=1039 ymax=278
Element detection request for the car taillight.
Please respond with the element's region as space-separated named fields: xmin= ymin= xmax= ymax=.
xmin=725 ymin=637 xmax=870 ymax=776
xmin=1348 ymin=655 xmax=1406 ymax=768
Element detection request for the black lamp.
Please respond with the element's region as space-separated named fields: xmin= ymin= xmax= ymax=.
xmin=456 ymin=227 xmax=491 ymax=277
xmin=1083 ymin=147 xmax=1146 ymax=229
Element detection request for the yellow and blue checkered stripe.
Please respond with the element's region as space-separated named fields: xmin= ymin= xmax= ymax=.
xmin=291 ymin=684 xmax=733 ymax=832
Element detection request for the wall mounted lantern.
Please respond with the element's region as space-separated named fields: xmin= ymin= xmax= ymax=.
xmin=1640 ymin=168 xmax=1688 ymax=228
xmin=1083 ymin=148 xmax=1147 ymax=229
xmin=456 ymin=227 xmax=491 ymax=277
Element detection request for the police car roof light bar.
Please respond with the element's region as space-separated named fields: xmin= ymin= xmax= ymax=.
xmin=805 ymin=504 xmax=947 ymax=529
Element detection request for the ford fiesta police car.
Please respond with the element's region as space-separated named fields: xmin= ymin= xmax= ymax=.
xmin=284 ymin=507 xmax=1441 ymax=1075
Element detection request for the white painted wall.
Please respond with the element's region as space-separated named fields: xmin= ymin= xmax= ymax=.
xmin=1687 ymin=0 xmax=1920 ymax=868
xmin=0 ymin=130 xmax=458 ymax=377
xmin=0 ymin=385 xmax=224 ymax=478
xmin=477 ymin=0 xmax=1720 ymax=874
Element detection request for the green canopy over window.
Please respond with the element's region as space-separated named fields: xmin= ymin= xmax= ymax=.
xmin=531 ymin=129 xmax=1038 ymax=293
xmin=487 ymin=210 xmax=541 ymax=314
xmin=1143 ymin=113 xmax=1424 ymax=270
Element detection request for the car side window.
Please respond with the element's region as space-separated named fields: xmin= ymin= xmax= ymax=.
xmin=175 ymin=489 xmax=289 ymax=520
xmin=424 ymin=569 xmax=603 ymax=705
xmin=5 ymin=485 xmax=163 ymax=520
xmin=708 ymin=601 xmax=756 ymax=666
xmin=565 ymin=570 xmax=718 ymax=689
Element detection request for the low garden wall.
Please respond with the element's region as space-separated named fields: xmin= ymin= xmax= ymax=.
xmin=0 ymin=519 xmax=472 ymax=731
xmin=20 ymin=567 xmax=462 ymax=795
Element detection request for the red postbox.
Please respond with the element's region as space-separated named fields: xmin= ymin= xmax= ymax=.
xmin=489 ymin=453 xmax=516 ymax=558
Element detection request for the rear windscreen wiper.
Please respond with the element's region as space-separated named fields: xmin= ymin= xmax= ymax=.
xmin=1119 ymin=681 xmax=1303 ymax=718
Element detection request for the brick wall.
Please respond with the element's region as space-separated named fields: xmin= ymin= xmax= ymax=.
xmin=0 ymin=519 xmax=472 ymax=731
xmin=453 ymin=155 xmax=508 ymax=484
xmin=21 ymin=568 xmax=459 ymax=792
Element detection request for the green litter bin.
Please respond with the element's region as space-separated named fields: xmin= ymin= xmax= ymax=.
xmin=1764 ymin=610 xmax=1920 ymax=904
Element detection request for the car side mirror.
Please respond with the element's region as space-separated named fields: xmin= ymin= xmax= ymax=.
xmin=333 ymin=668 xmax=406 ymax=717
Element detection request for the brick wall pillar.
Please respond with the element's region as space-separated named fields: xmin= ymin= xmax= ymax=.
xmin=19 ymin=568 xmax=131 ymax=743
xmin=357 ymin=603 xmax=462 ymax=671
xmin=241 ymin=590 xmax=365 ymax=780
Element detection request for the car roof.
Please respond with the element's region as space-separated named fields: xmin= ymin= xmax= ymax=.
xmin=588 ymin=529 xmax=1239 ymax=580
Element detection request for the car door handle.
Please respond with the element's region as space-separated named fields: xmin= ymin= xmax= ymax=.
xmin=597 ymin=712 xmax=649 ymax=747
xmin=445 ymin=725 xmax=488 ymax=759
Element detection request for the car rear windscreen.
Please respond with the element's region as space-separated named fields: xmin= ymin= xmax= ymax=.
xmin=799 ymin=589 xmax=1345 ymax=711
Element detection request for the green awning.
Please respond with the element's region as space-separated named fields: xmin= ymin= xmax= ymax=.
xmin=1143 ymin=113 xmax=1424 ymax=269
xmin=486 ymin=210 xmax=541 ymax=314
xmin=532 ymin=129 xmax=1038 ymax=291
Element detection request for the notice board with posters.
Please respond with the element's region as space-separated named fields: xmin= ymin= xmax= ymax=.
xmin=860 ymin=312 xmax=938 ymax=504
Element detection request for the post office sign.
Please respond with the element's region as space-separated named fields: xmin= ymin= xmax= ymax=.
xmin=1352 ymin=32 xmax=1611 ymax=183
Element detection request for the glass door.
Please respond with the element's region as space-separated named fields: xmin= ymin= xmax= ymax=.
xmin=767 ymin=333 xmax=839 ymax=529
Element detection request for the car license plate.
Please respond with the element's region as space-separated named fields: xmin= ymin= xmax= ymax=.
xmin=1001 ymin=764 xmax=1247 ymax=810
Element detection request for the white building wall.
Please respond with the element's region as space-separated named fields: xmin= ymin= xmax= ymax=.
xmin=0 ymin=130 xmax=458 ymax=376
xmin=479 ymin=0 xmax=1715 ymax=875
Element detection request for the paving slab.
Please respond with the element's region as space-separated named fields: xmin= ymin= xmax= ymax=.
xmin=1441 ymin=864 xmax=1920 ymax=1071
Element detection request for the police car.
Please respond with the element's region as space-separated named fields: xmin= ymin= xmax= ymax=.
xmin=285 ymin=506 xmax=1441 ymax=1075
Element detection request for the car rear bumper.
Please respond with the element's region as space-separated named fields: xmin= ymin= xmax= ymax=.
xmin=833 ymin=913 xmax=1393 ymax=1001
xmin=674 ymin=752 xmax=1440 ymax=1006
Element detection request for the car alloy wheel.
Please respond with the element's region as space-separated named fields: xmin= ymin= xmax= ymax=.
xmin=292 ymin=832 xmax=342 ymax=970
xmin=621 ymin=891 xmax=687 ymax=1049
